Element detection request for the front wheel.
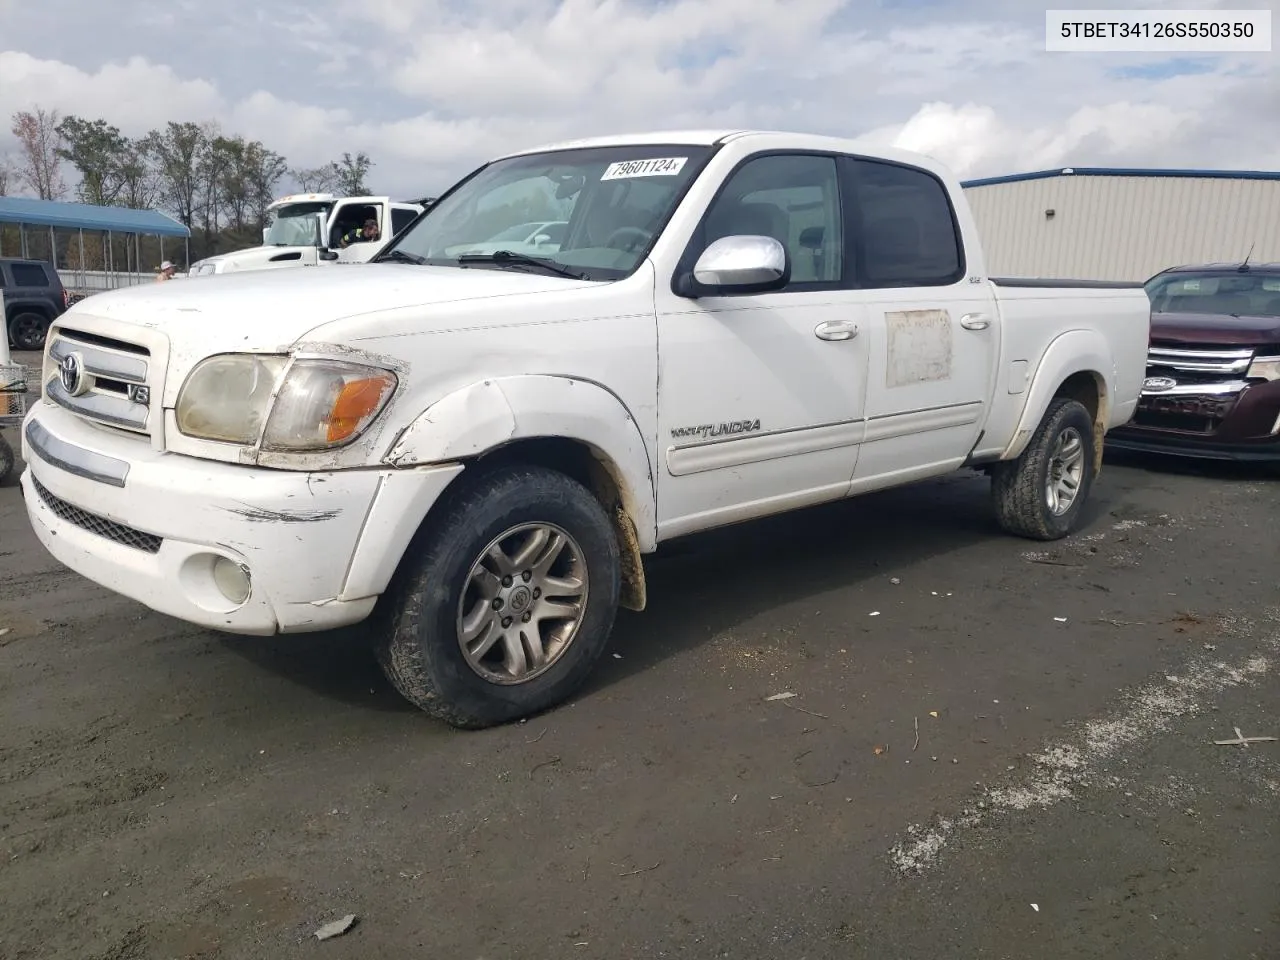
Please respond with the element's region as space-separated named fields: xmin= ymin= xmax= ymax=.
xmin=991 ymin=397 xmax=1096 ymax=540
xmin=375 ymin=464 xmax=621 ymax=729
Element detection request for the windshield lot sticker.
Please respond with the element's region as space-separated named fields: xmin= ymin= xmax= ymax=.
xmin=601 ymin=157 xmax=688 ymax=180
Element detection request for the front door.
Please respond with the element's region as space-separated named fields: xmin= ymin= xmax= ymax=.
xmin=842 ymin=156 xmax=999 ymax=487
xmin=653 ymin=153 xmax=870 ymax=540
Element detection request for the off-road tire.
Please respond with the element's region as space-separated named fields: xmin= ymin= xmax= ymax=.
xmin=375 ymin=463 xmax=621 ymax=729
xmin=9 ymin=312 xmax=50 ymax=352
xmin=991 ymin=397 xmax=1096 ymax=541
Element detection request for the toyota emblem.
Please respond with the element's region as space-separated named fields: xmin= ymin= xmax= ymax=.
xmin=59 ymin=352 xmax=88 ymax=397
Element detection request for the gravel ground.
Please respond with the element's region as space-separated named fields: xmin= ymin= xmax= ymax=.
xmin=0 ymin=380 xmax=1276 ymax=959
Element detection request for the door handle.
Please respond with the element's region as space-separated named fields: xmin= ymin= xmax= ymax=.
xmin=960 ymin=313 xmax=991 ymax=330
xmin=814 ymin=320 xmax=858 ymax=341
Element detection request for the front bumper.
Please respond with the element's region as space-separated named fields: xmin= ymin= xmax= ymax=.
xmin=1107 ymin=378 xmax=1280 ymax=463
xmin=20 ymin=402 xmax=463 ymax=635
xmin=1105 ymin=429 xmax=1280 ymax=462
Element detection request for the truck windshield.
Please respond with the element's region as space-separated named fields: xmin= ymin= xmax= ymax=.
xmin=384 ymin=145 xmax=713 ymax=281
xmin=264 ymin=202 xmax=331 ymax=246
xmin=1146 ymin=271 xmax=1280 ymax=317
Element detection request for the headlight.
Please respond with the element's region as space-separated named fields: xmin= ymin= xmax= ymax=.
xmin=1247 ymin=355 xmax=1280 ymax=381
xmin=262 ymin=359 xmax=397 ymax=450
xmin=175 ymin=354 xmax=397 ymax=451
xmin=176 ymin=354 xmax=288 ymax=443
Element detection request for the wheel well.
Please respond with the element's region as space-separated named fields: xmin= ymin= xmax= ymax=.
xmin=6 ymin=304 xmax=52 ymax=320
xmin=1053 ymin=371 xmax=1105 ymax=470
xmin=473 ymin=437 xmax=648 ymax=612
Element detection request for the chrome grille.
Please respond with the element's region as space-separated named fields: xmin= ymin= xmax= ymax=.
xmin=1142 ymin=345 xmax=1255 ymax=397
xmin=1146 ymin=345 xmax=1254 ymax=376
xmin=46 ymin=329 xmax=154 ymax=437
xmin=31 ymin=474 xmax=163 ymax=553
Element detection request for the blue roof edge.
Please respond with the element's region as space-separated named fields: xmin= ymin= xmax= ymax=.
xmin=0 ymin=196 xmax=191 ymax=238
xmin=961 ymin=167 xmax=1280 ymax=188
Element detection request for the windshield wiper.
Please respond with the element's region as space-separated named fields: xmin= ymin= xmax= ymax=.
xmin=376 ymin=249 xmax=427 ymax=265
xmin=456 ymin=250 xmax=586 ymax=280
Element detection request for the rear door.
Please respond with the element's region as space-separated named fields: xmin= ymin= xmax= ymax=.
xmin=841 ymin=157 xmax=1000 ymax=487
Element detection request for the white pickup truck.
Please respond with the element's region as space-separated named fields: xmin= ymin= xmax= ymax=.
xmin=186 ymin=193 xmax=426 ymax=277
xmin=19 ymin=131 xmax=1150 ymax=728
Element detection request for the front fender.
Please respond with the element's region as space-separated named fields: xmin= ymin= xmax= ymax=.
xmin=383 ymin=375 xmax=657 ymax=550
xmin=1002 ymin=329 xmax=1113 ymax=462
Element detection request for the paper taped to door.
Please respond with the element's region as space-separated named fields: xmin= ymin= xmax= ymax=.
xmin=885 ymin=309 xmax=952 ymax=388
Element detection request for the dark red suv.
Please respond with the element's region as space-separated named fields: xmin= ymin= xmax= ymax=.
xmin=1107 ymin=261 xmax=1280 ymax=463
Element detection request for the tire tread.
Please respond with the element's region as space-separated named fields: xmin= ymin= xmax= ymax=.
xmin=374 ymin=462 xmax=619 ymax=729
xmin=991 ymin=397 xmax=1095 ymax=541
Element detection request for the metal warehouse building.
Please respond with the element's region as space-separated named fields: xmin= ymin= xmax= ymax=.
xmin=960 ymin=168 xmax=1280 ymax=282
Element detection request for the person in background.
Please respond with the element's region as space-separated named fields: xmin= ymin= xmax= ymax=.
xmin=156 ymin=261 xmax=176 ymax=282
xmin=341 ymin=218 xmax=381 ymax=247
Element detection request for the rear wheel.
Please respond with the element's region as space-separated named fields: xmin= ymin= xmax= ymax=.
xmin=991 ymin=397 xmax=1096 ymax=540
xmin=375 ymin=463 xmax=621 ymax=728
xmin=9 ymin=312 xmax=50 ymax=352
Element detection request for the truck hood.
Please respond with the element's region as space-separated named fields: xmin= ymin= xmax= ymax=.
xmin=64 ymin=264 xmax=596 ymax=356
xmin=1151 ymin=310 xmax=1280 ymax=348
xmin=195 ymin=245 xmax=275 ymax=265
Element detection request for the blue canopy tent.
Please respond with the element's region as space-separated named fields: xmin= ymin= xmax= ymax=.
xmin=0 ymin=196 xmax=191 ymax=291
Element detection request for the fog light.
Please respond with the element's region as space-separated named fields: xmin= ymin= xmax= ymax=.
xmin=212 ymin=556 xmax=251 ymax=605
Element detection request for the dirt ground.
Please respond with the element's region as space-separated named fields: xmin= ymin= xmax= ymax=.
xmin=1 ymin=377 xmax=1277 ymax=959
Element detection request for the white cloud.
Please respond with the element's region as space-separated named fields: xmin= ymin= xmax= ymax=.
xmin=0 ymin=52 xmax=222 ymax=131
xmin=0 ymin=0 xmax=1276 ymax=201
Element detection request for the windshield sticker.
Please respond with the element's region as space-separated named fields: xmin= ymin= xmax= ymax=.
xmin=601 ymin=157 xmax=688 ymax=181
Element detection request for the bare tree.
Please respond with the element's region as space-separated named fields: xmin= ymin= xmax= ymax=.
xmin=289 ymin=164 xmax=338 ymax=193
xmin=0 ymin=155 xmax=12 ymax=196
xmin=10 ymin=107 xmax=67 ymax=199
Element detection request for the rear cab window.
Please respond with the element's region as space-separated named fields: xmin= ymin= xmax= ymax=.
xmin=842 ymin=158 xmax=965 ymax=287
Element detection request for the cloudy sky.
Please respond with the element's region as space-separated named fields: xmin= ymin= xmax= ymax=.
xmin=0 ymin=0 xmax=1275 ymax=200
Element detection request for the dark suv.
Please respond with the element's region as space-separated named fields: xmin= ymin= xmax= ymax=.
xmin=2 ymin=258 xmax=70 ymax=352
xmin=1106 ymin=261 xmax=1280 ymax=463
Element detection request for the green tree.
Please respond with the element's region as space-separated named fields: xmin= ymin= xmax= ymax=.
xmin=56 ymin=115 xmax=130 ymax=206
xmin=118 ymin=140 xmax=160 ymax=210
xmin=195 ymin=123 xmax=231 ymax=236
xmin=145 ymin=122 xmax=206 ymax=228
xmin=245 ymin=143 xmax=288 ymax=224
xmin=330 ymin=152 xmax=373 ymax=195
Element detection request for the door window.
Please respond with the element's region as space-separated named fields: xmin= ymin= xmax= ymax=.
xmin=696 ymin=154 xmax=845 ymax=289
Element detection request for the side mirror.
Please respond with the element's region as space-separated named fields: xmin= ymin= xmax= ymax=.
xmin=675 ymin=235 xmax=789 ymax=298
xmin=315 ymin=211 xmax=339 ymax=261
xmin=533 ymin=234 xmax=551 ymax=246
